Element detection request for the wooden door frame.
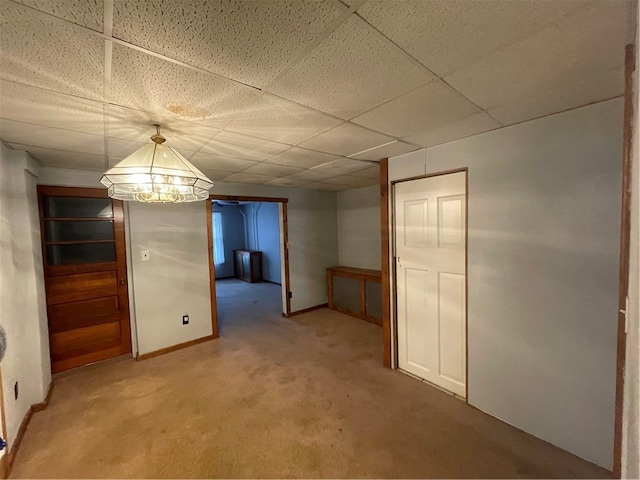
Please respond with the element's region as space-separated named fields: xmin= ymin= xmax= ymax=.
xmin=381 ymin=166 xmax=469 ymax=400
xmin=613 ymin=43 xmax=635 ymax=479
xmin=36 ymin=185 xmax=132 ymax=373
xmin=206 ymin=194 xmax=291 ymax=336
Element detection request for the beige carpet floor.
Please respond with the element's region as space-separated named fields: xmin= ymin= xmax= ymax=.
xmin=11 ymin=279 xmax=609 ymax=478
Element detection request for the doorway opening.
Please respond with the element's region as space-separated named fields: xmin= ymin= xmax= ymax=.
xmin=391 ymin=169 xmax=468 ymax=398
xmin=206 ymin=195 xmax=290 ymax=336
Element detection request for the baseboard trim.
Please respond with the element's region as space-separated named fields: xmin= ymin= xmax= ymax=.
xmin=31 ymin=382 xmax=54 ymax=413
xmin=136 ymin=334 xmax=217 ymax=361
xmin=283 ymin=303 xmax=328 ymax=318
xmin=3 ymin=381 xmax=54 ymax=478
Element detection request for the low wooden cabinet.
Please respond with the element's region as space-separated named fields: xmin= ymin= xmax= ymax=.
xmin=327 ymin=266 xmax=382 ymax=325
xmin=234 ymin=250 xmax=262 ymax=283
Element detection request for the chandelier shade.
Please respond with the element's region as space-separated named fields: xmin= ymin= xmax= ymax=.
xmin=100 ymin=126 xmax=214 ymax=203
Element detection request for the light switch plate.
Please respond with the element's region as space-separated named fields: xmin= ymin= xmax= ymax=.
xmin=141 ymin=250 xmax=150 ymax=262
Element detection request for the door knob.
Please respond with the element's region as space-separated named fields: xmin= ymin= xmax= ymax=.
xmin=119 ymin=279 xmax=125 ymax=285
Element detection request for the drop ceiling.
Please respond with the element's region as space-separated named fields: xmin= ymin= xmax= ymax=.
xmin=0 ymin=0 xmax=634 ymax=192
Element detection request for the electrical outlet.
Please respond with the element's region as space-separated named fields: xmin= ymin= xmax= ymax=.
xmin=14 ymin=381 xmax=18 ymax=400
xmin=288 ymin=291 xmax=292 ymax=299
xmin=182 ymin=314 xmax=189 ymax=325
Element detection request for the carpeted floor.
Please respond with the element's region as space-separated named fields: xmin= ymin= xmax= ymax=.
xmin=11 ymin=279 xmax=609 ymax=478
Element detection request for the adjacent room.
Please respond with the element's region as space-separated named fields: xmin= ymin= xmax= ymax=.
xmin=0 ymin=0 xmax=638 ymax=479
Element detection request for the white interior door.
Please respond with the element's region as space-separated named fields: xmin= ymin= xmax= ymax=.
xmin=394 ymin=171 xmax=466 ymax=397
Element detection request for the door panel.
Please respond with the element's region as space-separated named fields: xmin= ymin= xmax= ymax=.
xmin=38 ymin=186 xmax=132 ymax=373
xmin=395 ymin=172 xmax=466 ymax=397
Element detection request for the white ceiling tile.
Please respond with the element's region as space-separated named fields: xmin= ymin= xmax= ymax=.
xmin=488 ymin=68 xmax=625 ymax=126
xmin=352 ymin=81 xmax=479 ymax=138
xmin=322 ymin=175 xmax=377 ymax=187
xmin=199 ymin=131 xmax=289 ymax=161
xmin=0 ymin=81 xmax=104 ymax=136
xmin=10 ymin=144 xmax=106 ymax=171
xmin=0 ymin=2 xmax=103 ymax=100
xmin=356 ymin=0 xmax=593 ymax=77
xmin=14 ymin=0 xmax=103 ymax=31
xmin=310 ymin=158 xmax=372 ymax=175
xmin=112 ymin=0 xmax=344 ymax=87
xmin=444 ymin=1 xmax=631 ymax=109
xmin=299 ymin=123 xmax=393 ymax=156
xmin=224 ymin=173 xmax=277 ymax=185
xmin=1 ymin=119 xmax=104 ymax=155
xmin=287 ymin=169 xmax=336 ymax=182
xmin=195 ymin=168 xmax=235 ymax=181
xmin=267 ymin=15 xmax=433 ymax=119
xmin=189 ymin=154 xmax=258 ymax=173
xmin=304 ymin=182 xmax=351 ymax=192
xmin=349 ymin=140 xmax=420 ymax=161
xmin=224 ymin=94 xmax=341 ymax=144
xmin=105 ymin=105 xmax=221 ymax=152
xmin=403 ymin=112 xmax=501 ymax=148
xmin=110 ymin=44 xmax=259 ymax=128
xmin=264 ymin=177 xmax=309 ymax=188
xmin=107 ymin=137 xmax=144 ymax=158
xmin=349 ymin=165 xmax=379 ymax=179
xmin=240 ymin=163 xmax=304 ymax=177
xmin=265 ymin=147 xmax=340 ymax=169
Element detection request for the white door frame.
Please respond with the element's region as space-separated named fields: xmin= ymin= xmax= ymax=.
xmin=390 ymin=167 xmax=469 ymax=400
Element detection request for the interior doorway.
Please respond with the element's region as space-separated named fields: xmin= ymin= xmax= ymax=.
xmin=206 ymin=195 xmax=290 ymax=336
xmin=393 ymin=170 xmax=468 ymax=397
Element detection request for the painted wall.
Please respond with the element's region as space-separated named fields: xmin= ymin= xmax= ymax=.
xmin=38 ymin=168 xmax=338 ymax=348
xmin=244 ymin=202 xmax=281 ymax=283
xmin=127 ymin=202 xmax=213 ymax=355
xmin=337 ymin=185 xmax=380 ymax=270
xmin=388 ymin=98 xmax=622 ymax=469
xmin=213 ymin=204 xmax=246 ymax=278
xmin=0 ymin=143 xmax=50 ymax=449
xmin=621 ymin=22 xmax=639 ymax=478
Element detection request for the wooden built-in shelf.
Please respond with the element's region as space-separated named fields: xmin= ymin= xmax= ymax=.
xmin=327 ymin=266 xmax=382 ymax=325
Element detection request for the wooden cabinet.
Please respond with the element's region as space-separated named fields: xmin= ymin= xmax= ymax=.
xmin=234 ymin=250 xmax=263 ymax=283
xmin=327 ymin=266 xmax=382 ymax=325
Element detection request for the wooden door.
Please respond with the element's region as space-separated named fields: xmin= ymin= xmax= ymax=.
xmin=38 ymin=186 xmax=132 ymax=373
xmin=394 ymin=172 xmax=467 ymax=397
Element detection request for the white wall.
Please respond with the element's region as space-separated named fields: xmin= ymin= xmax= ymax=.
xmin=388 ymin=98 xmax=623 ymax=469
xmin=0 ymin=143 xmax=50 ymax=448
xmin=128 ymin=202 xmax=213 ymax=355
xmin=336 ymin=185 xmax=381 ymax=270
xmin=244 ymin=202 xmax=282 ymax=283
xmin=38 ymin=168 xmax=338 ymax=349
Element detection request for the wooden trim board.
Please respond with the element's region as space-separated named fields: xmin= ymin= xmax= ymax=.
xmin=136 ymin=334 xmax=216 ymax=361
xmin=283 ymin=303 xmax=328 ymax=318
xmin=613 ymin=43 xmax=635 ymax=479
xmin=2 ymin=381 xmax=54 ymax=478
xmin=380 ymin=158 xmax=392 ymax=368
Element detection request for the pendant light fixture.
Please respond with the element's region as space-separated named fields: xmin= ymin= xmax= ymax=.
xmin=100 ymin=124 xmax=214 ymax=203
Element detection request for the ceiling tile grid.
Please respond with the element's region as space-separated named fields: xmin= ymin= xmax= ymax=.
xmin=443 ymin=0 xmax=630 ymax=110
xmin=13 ymin=0 xmax=104 ymax=32
xmin=0 ymin=0 xmax=631 ymax=191
xmin=110 ymin=44 xmax=260 ymax=129
xmin=111 ymin=0 xmax=345 ymax=87
xmin=352 ymin=81 xmax=479 ymax=138
xmin=0 ymin=81 xmax=105 ymax=136
xmin=355 ymin=0 xmax=593 ymax=77
xmin=0 ymin=1 xmax=104 ymax=100
xmin=267 ymin=14 xmax=434 ymax=119
xmin=299 ymin=122 xmax=394 ymax=157
xmin=404 ymin=112 xmax=502 ymax=148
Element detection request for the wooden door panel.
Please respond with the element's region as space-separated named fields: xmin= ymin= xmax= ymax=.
xmin=38 ymin=186 xmax=131 ymax=373
xmin=46 ymin=270 xmax=118 ymax=305
xmin=48 ymin=296 xmax=120 ymax=333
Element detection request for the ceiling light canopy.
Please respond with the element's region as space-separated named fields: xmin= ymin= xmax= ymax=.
xmin=100 ymin=124 xmax=214 ymax=203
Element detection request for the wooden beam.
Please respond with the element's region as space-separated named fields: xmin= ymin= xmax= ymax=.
xmin=380 ymin=158 xmax=392 ymax=368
